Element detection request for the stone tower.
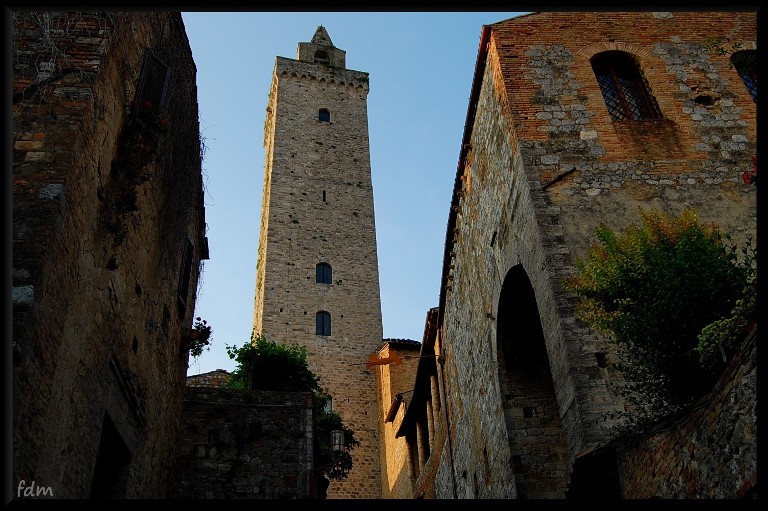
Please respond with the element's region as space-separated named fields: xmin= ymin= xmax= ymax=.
xmin=252 ymin=26 xmax=383 ymax=498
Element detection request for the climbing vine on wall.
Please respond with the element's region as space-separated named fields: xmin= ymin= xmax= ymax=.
xmin=563 ymin=208 xmax=755 ymax=432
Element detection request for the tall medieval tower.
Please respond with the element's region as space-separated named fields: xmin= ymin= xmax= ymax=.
xmin=252 ymin=26 xmax=383 ymax=499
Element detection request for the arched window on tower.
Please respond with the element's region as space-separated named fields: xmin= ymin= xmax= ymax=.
xmin=591 ymin=50 xmax=663 ymax=121
xmin=314 ymin=50 xmax=330 ymax=65
xmin=316 ymin=263 xmax=332 ymax=284
xmin=319 ymin=108 xmax=331 ymax=122
xmin=731 ymin=50 xmax=757 ymax=103
xmin=316 ymin=311 xmax=331 ymax=336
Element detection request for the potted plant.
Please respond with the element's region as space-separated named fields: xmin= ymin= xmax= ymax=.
xmin=181 ymin=317 xmax=212 ymax=358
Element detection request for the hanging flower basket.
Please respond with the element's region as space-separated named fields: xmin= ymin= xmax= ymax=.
xmin=181 ymin=317 xmax=213 ymax=358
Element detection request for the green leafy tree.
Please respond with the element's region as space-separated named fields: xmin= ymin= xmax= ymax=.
xmin=225 ymin=333 xmax=319 ymax=392
xmin=696 ymin=237 xmax=756 ymax=372
xmin=225 ymin=333 xmax=359 ymax=492
xmin=563 ymin=208 xmax=753 ymax=428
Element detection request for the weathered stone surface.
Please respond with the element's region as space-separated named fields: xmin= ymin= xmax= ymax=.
xmin=12 ymin=12 xmax=206 ymax=498
xmin=252 ymin=27 xmax=383 ymax=499
xmin=386 ymin=11 xmax=756 ymax=500
xmin=173 ymin=385 xmax=315 ymax=499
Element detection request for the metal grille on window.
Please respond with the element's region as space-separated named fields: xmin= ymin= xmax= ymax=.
xmin=592 ymin=51 xmax=663 ymax=121
xmin=732 ymin=50 xmax=757 ymax=103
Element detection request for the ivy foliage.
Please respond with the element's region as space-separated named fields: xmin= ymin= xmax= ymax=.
xmin=225 ymin=333 xmax=319 ymax=392
xmin=225 ymin=333 xmax=359 ymax=484
xmin=696 ymin=270 xmax=756 ymax=373
xmin=563 ymin=208 xmax=754 ymax=427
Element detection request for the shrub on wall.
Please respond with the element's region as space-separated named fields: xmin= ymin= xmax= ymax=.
xmin=225 ymin=334 xmax=359 ymax=492
xmin=563 ymin=208 xmax=754 ymax=430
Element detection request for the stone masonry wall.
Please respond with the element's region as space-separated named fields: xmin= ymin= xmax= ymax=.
xmin=435 ymin=52 xmax=542 ymax=498
xmin=616 ymin=330 xmax=757 ymax=498
xmin=186 ymin=369 xmax=232 ymax=388
xmin=253 ymin=44 xmax=383 ymax=499
xmin=12 ymin=12 xmax=205 ymax=498
xmin=173 ymin=387 xmax=315 ymax=499
xmin=432 ymin=11 xmax=756 ymax=499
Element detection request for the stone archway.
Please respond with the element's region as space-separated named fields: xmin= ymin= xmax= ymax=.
xmin=496 ymin=265 xmax=569 ymax=499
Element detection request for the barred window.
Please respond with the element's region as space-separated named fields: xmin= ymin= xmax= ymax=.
xmin=731 ymin=50 xmax=757 ymax=103
xmin=591 ymin=51 xmax=663 ymax=121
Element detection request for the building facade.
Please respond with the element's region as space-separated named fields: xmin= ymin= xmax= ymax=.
xmin=12 ymin=12 xmax=207 ymax=498
xmin=251 ymin=26 xmax=384 ymax=499
xmin=380 ymin=11 xmax=757 ymax=499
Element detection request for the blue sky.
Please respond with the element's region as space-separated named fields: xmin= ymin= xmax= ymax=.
xmin=182 ymin=12 xmax=529 ymax=375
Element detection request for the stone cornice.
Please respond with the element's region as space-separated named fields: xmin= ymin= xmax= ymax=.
xmin=275 ymin=57 xmax=369 ymax=91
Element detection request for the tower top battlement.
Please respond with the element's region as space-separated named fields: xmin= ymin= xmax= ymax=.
xmin=297 ymin=25 xmax=346 ymax=69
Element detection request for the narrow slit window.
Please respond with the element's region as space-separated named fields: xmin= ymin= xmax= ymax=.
xmin=591 ymin=50 xmax=663 ymax=121
xmin=316 ymin=263 xmax=332 ymax=284
xmin=731 ymin=50 xmax=757 ymax=103
xmin=316 ymin=311 xmax=331 ymax=336
xmin=319 ymin=108 xmax=331 ymax=122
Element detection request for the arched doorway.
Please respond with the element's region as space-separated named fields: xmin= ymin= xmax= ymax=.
xmin=496 ymin=265 xmax=568 ymax=498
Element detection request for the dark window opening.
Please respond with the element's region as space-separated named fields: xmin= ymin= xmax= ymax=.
xmin=732 ymin=50 xmax=757 ymax=102
xmin=135 ymin=51 xmax=170 ymax=115
xmin=316 ymin=263 xmax=332 ymax=284
xmin=322 ymin=190 xmax=327 ymax=202
xmin=693 ymin=94 xmax=715 ymax=106
xmin=591 ymin=50 xmax=663 ymax=121
xmin=177 ymin=237 xmax=194 ymax=320
xmin=316 ymin=311 xmax=331 ymax=336
xmin=319 ymin=108 xmax=331 ymax=122
xmin=314 ymin=50 xmax=330 ymax=65
xmin=90 ymin=414 xmax=132 ymax=499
